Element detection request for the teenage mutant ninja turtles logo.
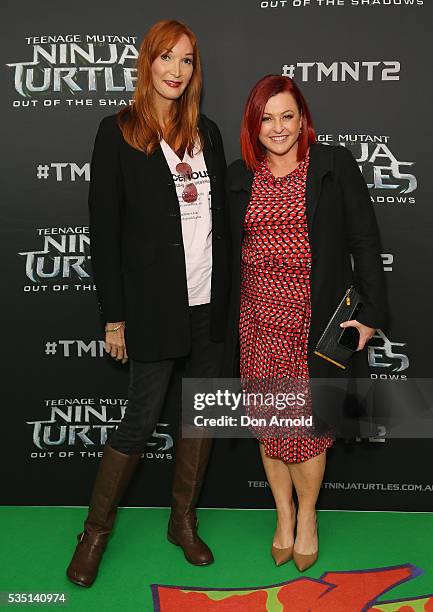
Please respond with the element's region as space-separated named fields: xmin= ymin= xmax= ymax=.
xmin=318 ymin=135 xmax=417 ymax=204
xmin=368 ymin=330 xmax=409 ymax=379
xmin=18 ymin=227 xmax=94 ymax=293
xmin=6 ymin=34 xmax=138 ymax=108
xmin=27 ymin=398 xmax=173 ymax=461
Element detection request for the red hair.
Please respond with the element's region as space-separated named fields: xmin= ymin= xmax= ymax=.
xmin=118 ymin=20 xmax=203 ymax=156
xmin=240 ymin=75 xmax=316 ymax=171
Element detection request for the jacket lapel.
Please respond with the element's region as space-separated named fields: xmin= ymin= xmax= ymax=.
xmin=238 ymin=166 xmax=253 ymax=227
xmin=228 ymin=161 xmax=253 ymax=241
xmin=305 ymin=143 xmax=332 ymax=236
xmin=199 ymin=116 xmax=215 ymax=179
xmin=151 ymin=146 xmax=181 ymax=215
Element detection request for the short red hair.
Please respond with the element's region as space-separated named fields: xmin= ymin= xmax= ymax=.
xmin=241 ymin=75 xmax=316 ymax=171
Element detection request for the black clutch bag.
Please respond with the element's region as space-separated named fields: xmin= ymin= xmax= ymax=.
xmin=314 ymin=286 xmax=363 ymax=369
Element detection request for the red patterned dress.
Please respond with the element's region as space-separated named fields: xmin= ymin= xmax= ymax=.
xmin=239 ymin=153 xmax=334 ymax=463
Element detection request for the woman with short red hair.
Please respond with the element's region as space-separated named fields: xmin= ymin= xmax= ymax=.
xmin=66 ymin=20 xmax=229 ymax=586
xmin=224 ymin=75 xmax=387 ymax=571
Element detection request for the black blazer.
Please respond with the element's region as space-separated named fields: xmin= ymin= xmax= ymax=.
xmin=88 ymin=113 xmax=229 ymax=362
xmin=223 ymin=143 xmax=389 ymax=379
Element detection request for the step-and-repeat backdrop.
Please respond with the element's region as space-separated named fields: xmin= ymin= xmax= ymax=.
xmin=2 ymin=0 xmax=432 ymax=511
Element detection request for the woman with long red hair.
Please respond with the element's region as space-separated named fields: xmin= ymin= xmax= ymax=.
xmin=224 ymin=75 xmax=387 ymax=571
xmin=66 ymin=20 xmax=229 ymax=587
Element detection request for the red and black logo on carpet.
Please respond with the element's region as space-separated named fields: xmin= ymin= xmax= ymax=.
xmin=152 ymin=563 xmax=432 ymax=611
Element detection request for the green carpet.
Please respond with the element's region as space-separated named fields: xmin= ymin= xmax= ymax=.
xmin=0 ymin=507 xmax=432 ymax=610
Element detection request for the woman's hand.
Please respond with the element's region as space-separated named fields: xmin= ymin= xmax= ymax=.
xmin=104 ymin=322 xmax=128 ymax=364
xmin=339 ymin=320 xmax=376 ymax=351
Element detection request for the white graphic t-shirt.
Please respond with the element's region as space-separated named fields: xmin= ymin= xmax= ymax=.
xmin=160 ymin=139 xmax=212 ymax=306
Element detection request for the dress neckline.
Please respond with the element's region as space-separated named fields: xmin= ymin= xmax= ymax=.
xmin=259 ymin=150 xmax=310 ymax=184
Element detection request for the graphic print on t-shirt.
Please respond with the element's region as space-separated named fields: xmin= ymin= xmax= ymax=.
xmin=160 ymin=139 xmax=212 ymax=306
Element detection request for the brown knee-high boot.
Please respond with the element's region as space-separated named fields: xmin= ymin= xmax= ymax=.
xmin=66 ymin=444 xmax=141 ymax=587
xmin=167 ymin=432 xmax=214 ymax=565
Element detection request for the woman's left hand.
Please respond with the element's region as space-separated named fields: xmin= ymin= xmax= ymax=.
xmin=339 ymin=320 xmax=376 ymax=351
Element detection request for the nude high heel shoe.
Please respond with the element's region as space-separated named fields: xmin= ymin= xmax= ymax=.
xmin=271 ymin=544 xmax=294 ymax=566
xmin=293 ymin=521 xmax=319 ymax=572
xmin=271 ymin=500 xmax=296 ymax=567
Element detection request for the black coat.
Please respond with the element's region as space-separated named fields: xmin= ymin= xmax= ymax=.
xmin=223 ymin=143 xmax=388 ymax=379
xmin=88 ymin=113 xmax=229 ymax=362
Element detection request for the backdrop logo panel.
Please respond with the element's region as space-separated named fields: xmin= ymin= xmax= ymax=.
xmin=368 ymin=330 xmax=409 ymax=379
xmin=247 ymin=477 xmax=432 ymax=494
xmin=2 ymin=0 xmax=431 ymax=511
xmin=317 ymin=135 xmax=417 ymax=204
xmin=323 ymin=480 xmax=432 ymax=493
xmin=43 ymin=339 xmax=105 ymax=358
xmin=18 ymin=226 xmax=94 ymax=293
xmin=260 ymin=1 xmax=424 ymax=9
xmin=6 ymin=34 xmax=138 ymax=109
xmin=36 ymin=162 xmax=90 ymax=182
xmin=247 ymin=480 xmax=270 ymax=489
xmin=282 ymin=61 xmax=400 ymax=82
xmin=381 ymin=253 xmax=393 ymax=272
xmin=26 ymin=398 xmax=173 ymax=461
